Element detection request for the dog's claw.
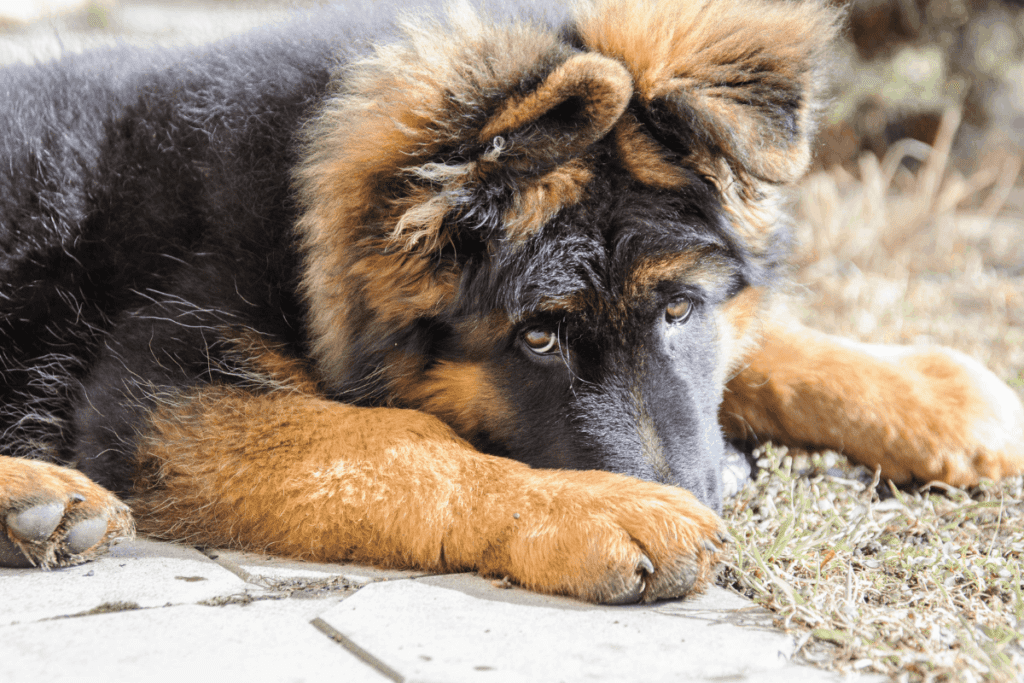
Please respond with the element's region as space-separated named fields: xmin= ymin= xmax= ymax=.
xmin=717 ymin=530 xmax=735 ymax=545
xmin=602 ymin=576 xmax=646 ymax=605
xmin=702 ymin=538 xmax=718 ymax=553
xmin=598 ymin=554 xmax=655 ymax=604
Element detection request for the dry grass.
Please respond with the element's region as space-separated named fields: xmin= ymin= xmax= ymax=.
xmin=717 ymin=110 xmax=1024 ymax=681
xmin=719 ymin=446 xmax=1023 ymax=681
xmin=792 ymin=108 xmax=1024 ymax=394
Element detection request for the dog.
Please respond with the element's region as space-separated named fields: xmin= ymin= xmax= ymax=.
xmin=1 ymin=0 xmax=1022 ymax=604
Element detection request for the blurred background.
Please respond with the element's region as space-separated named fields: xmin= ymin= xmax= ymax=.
xmin=1 ymin=0 xmax=1022 ymax=399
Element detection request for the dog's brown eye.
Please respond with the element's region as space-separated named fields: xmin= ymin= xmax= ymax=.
xmin=665 ymin=299 xmax=692 ymax=324
xmin=523 ymin=329 xmax=558 ymax=355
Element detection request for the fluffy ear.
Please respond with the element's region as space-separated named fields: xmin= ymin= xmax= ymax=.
xmin=577 ymin=0 xmax=841 ymax=185
xmin=576 ymin=0 xmax=841 ymax=254
xmin=476 ymin=52 xmax=632 ymax=174
xmin=460 ymin=52 xmax=631 ymax=241
xmin=384 ymin=50 xmax=632 ymax=248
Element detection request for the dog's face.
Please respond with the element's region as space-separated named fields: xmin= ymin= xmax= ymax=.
xmin=412 ymin=170 xmax=752 ymax=510
xmin=295 ymin=0 xmax=838 ymax=510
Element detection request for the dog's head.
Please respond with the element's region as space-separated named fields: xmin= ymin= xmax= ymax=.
xmin=296 ymin=0 xmax=839 ymax=511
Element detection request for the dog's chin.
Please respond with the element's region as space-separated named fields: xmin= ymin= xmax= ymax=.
xmin=667 ymin=441 xmax=726 ymax=514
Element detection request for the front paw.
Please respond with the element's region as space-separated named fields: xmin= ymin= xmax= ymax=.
xmin=0 ymin=457 xmax=134 ymax=569
xmin=486 ymin=471 xmax=725 ymax=604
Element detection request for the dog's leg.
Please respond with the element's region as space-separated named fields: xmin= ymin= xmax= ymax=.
xmin=0 ymin=456 xmax=134 ymax=568
xmin=131 ymin=387 xmax=725 ymax=604
xmin=720 ymin=321 xmax=1024 ymax=486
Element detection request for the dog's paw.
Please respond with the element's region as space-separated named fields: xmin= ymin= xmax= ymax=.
xmin=925 ymin=348 xmax=1024 ymax=486
xmin=492 ymin=471 xmax=725 ymax=604
xmin=0 ymin=456 xmax=134 ymax=569
xmin=872 ymin=345 xmax=1024 ymax=487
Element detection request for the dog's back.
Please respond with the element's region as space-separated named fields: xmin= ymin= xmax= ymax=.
xmin=0 ymin=17 xmax=349 ymax=469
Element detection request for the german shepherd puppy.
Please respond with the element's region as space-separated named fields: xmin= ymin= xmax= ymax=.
xmin=1 ymin=0 xmax=1021 ymax=604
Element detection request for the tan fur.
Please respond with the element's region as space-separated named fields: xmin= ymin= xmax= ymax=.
xmin=503 ymin=160 xmax=593 ymax=242
xmin=721 ymin=319 xmax=1024 ymax=486
xmin=0 ymin=456 xmax=134 ymax=568
xmin=717 ymin=287 xmax=765 ymax=364
xmin=613 ymin=114 xmax=690 ymax=189
xmin=133 ymin=386 xmax=722 ymax=602
xmin=223 ymin=330 xmax=320 ymax=394
xmin=399 ymin=360 xmax=517 ymax=444
xmin=625 ymin=248 xmax=735 ymax=302
xmin=349 ymin=252 xmax=460 ymax=331
xmin=576 ymin=0 xmax=837 ymax=181
xmin=711 ymin=287 xmax=768 ymax=392
xmin=386 ymin=313 xmax=518 ymax=428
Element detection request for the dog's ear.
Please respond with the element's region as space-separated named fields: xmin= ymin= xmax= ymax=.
xmin=474 ymin=53 xmax=632 ymax=174
xmin=578 ymin=0 xmax=841 ymax=186
xmin=395 ymin=51 xmax=632 ymax=246
xmin=447 ymin=52 xmax=630 ymax=241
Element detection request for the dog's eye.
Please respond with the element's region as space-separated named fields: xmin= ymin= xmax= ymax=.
xmin=522 ymin=329 xmax=559 ymax=355
xmin=665 ymin=299 xmax=692 ymax=324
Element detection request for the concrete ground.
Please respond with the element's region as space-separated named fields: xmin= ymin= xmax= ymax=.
xmin=0 ymin=537 xmax=888 ymax=682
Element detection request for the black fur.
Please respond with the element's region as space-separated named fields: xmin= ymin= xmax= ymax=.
xmin=0 ymin=14 xmax=364 ymax=487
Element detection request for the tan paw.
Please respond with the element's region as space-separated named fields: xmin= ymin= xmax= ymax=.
xmin=0 ymin=456 xmax=134 ymax=569
xmin=722 ymin=322 xmax=1023 ymax=489
xmin=873 ymin=345 xmax=1024 ymax=487
xmin=489 ymin=471 xmax=725 ymax=604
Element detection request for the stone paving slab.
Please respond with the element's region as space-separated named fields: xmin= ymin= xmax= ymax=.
xmin=0 ymin=537 xmax=889 ymax=682
xmin=0 ymin=538 xmax=250 ymax=625
xmin=207 ymin=547 xmax=433 ymax=587
xmin=320 ymin=579 xmax=858 ymax=683
xmin=0 ymin=603 xmax=387 ymax=683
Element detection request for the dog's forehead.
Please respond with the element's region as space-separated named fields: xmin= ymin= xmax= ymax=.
xmin=489 ymin=182 xmax=740 ymax=320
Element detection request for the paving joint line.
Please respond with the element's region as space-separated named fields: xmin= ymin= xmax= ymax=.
xmin=198 ymin=548 xmax=258 ymax=584
xmin=310 ymin=616 xmax=405 ymax=683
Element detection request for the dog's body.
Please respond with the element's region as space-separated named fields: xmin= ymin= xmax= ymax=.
xmin=1 ymin=0 xmax=1022 ymax=603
